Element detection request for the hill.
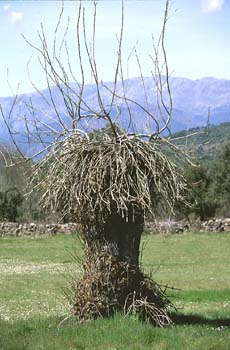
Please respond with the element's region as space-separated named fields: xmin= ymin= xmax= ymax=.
xmin=172 ymin=122 xmax=230 ymax=163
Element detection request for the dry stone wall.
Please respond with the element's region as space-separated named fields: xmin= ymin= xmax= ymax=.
xmin=0 ymin=218 xmax=230 ymax=237
xmin=199 ymin=218 xmax=230 ymax=232
xmin=145 ymin=218 xmax=230 ymax=234
xmin=0 ymin=222 xmax=78 ymax=237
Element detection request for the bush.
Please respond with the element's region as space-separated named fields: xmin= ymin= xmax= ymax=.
xmin=0 ymin=187 xmax=23 ymax=222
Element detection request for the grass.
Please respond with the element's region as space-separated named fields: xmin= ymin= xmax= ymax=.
xmin=0 ymin=232 xmax=230 ymax=349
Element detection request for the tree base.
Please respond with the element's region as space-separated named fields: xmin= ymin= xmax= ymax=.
xmin=69 ymin=252 xmax=173 ymax=327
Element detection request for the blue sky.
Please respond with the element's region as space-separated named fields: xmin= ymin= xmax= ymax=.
xmin=0 ymin=0 xmax=229 ymax=97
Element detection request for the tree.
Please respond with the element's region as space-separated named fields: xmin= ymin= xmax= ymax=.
xmin=0 ymin=187 xmax=23 ymax=222
xmin=0 ymin=145 xmax=44 ymax=221
xmin=1 ymin=0 xmax=190 ymax=326
xmin=210 ymin=143 xmax=230 ymax=216
xmin=0 ymin=191 xmax=5 ymax=219
xmin=180 ymin=164 xmax=216 ymax=221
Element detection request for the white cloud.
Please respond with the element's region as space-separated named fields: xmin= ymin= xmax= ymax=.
xmin=3 ymin=4 xmax=24 ymax=24
xmin=201 ymin=0 xmax=225 ymax=12
xmin=3 ymin=4 xmax=10 ymax=11
xmin=10 ymin=11 xmax=24 ymax=24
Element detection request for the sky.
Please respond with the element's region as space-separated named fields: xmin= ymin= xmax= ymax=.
xmin=0 ymin=0 xmax=229 ymax=97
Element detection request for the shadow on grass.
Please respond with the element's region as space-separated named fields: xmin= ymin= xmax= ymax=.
xmin=170 ymin=313 xmax=230 ymax=327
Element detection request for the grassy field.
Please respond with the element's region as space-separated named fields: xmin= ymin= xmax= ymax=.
xmin=0 ymin=232 xmax=230 ymax=349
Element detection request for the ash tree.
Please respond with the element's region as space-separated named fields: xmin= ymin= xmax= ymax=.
xmin=1 ymin=1 xmax=190 ymax=326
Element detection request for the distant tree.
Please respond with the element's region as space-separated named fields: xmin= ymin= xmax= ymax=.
xmin=0 ymin=191 xmax=5 ymax=219
xmin=0 ymin=144 xmax=29 ymax=192
xmin=185 ymin=164 xmax=216 ymax=220
xmin=0 ymin=145 xmax=41 ymax=221
xmin=210 ymin=143 xmax=230 ymax=216
xmin=0 ymin=187 xmax=23 ymax=222
xmin=5 ymin=188 xmax=23 ymax=221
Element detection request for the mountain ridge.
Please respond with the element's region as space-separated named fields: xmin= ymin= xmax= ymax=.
xmin=0 ymin=76 xmax=229 ymax=146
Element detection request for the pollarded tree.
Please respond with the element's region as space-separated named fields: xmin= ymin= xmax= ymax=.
xmin=1 ymin=1 xmax=189 ymax=325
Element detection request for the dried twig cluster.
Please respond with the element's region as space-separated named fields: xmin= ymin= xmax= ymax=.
xmin=69 ymin=250 xmax=172 ymax=327
xmin=33 ymin=133 xmax=186 ymax=223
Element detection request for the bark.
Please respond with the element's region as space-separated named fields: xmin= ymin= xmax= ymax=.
xmin=82 ymin=209 xmax=144 ymax=266
xmin=102 ymin=211 xmax=144 ymax=265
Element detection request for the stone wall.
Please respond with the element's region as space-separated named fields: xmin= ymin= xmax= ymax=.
xmin=0 ymin=222 xmax=78 ymax=237
xmin=0 ymin=218 xmax=230 ymax=237
xmin=144 ymin=218 xmax=230 ymax=234
xmin=199 ymin=218 xmax=230 ymax=232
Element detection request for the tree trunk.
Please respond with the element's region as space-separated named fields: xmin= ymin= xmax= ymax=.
xmin=73 ymin=209 xmax=171 ymax=325
xmin=101 ymin=211 xmax=144 ymax=266
xmin=82 ymin=209 xmax=144 ymax=266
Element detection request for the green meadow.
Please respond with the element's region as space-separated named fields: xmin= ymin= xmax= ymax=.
xmin=0 ymin=232 xmax=230 ymax=350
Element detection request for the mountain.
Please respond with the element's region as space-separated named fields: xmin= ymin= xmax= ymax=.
xmin=0 ymin=76 xmax=229 ymax=152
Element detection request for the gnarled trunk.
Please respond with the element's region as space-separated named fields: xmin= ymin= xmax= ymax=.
xmin=101 ymin=212 xmax=144 ymax=266
xmin=82 ymin=209 xmax=144 ymax=266
xmin=71 ymin=209 xmax=172 ymax=325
